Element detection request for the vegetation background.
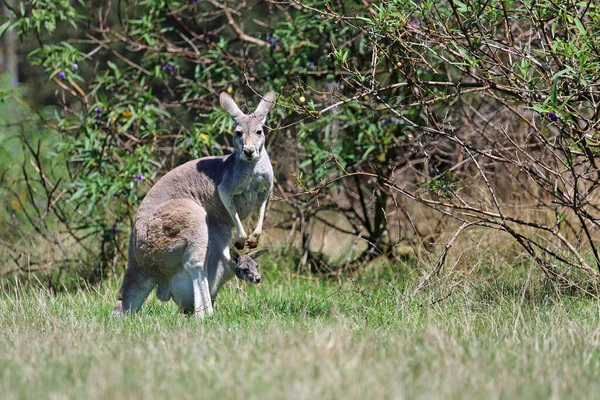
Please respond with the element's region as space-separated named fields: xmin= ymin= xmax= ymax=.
xmin=2 ymin=0 xmax=600 ymax=398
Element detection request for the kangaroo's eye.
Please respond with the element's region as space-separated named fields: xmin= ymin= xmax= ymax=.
xmin=235 ymin=130 xmax=243 ymax=137
xmin=256 ymin=130 xmax=263 ymax=135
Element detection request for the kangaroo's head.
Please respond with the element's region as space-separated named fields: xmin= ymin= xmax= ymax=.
xmin=219 ymin=90 xmax=276 ymax=162
xmin=230 ymin=248 xmax=268 ymax=284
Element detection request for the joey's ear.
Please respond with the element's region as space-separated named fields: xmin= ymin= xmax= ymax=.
xmin=229 ymin=247 xmax=242 ymax=263
xmin=220 ymin=92 xmax=245 ymax=121
xmin=247 ymin=248 xmax=268 ymax=260
xmin=254 ymin=90 xmax=276 ymax=122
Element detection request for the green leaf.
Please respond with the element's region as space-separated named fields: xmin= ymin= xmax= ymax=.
xmin=70 ymin=186 xmax=86 ymax=201
xmin=550 ymin=77 xmax=557 ymax=108
xmin=0 ymin=20 xmax=14 ymax=39
xmin=574 ymin=18 xmax=587 ymax=36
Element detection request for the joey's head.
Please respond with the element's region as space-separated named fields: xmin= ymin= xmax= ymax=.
xmin=219 ymin=90 xmax=276 ymax=162
xmin=230 ymin=248 xmax=268 ymax=284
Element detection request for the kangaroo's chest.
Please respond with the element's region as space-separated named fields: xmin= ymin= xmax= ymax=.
xmin=232 ymin=173 xmax=270 ymax=219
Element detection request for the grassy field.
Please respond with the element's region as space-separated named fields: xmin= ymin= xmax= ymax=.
xmin=2 ymin=262 xmax=600 ymax=400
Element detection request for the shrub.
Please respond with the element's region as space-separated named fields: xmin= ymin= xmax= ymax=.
xmin=2 ymin=0 xmax=600 ymax=287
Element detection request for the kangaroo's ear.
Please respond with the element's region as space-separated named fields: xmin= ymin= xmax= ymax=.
xmin=247 ymin=248 xmax=268 ymax=260
xmin=220 ymin=92 xmax=244 ymax=121
xmin=254 ymin=91 xmax=276 ymax=123
xmin=229 ymin=247 xmax=242 ymax=263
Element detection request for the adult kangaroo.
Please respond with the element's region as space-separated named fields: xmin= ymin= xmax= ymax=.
xmin=112 ymin=90 xmax=276 ymax=318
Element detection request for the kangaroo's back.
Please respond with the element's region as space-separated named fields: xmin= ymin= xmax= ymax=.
xmin=136 ymin=155 xmax=234 ymax=227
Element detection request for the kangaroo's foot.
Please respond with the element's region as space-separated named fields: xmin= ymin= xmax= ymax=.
xmin=111 ymin=300 xmax=125 ymax=317
xmin=234 ymin=236 xmax=246 ymax=250
xmin=246 ymin=233 xmax=260 ymax=249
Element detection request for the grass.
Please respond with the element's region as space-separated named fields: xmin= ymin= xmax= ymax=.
xmin=2 ymin=262 xmax=600 ymax=399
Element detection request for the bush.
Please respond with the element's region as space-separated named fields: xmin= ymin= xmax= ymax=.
xmin=2 ymin=0 xmax=600 ymax=287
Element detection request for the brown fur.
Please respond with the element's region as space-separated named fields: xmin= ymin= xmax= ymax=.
xmin=139 ymin=200 xmax=206 ymax=257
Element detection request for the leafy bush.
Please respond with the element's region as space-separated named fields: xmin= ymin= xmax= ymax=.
xmin=2 ymin=0 xmax=600 ymax=287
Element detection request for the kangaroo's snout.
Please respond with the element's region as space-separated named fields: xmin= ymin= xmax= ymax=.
xmin=242 ymin=145 xmax=259 ymax=161
xmin=248 ymin=273 xmax=261 ymax=284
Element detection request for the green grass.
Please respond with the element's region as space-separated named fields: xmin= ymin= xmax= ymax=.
xmin=2 ymin=264 xmax=600 ymax=399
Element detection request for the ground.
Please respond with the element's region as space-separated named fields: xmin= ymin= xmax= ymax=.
xmin=1 ymin=262 xmax=600 ymax=399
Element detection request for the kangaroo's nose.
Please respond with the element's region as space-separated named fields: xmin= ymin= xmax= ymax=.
xmin=243 ymin=147 xmax=255 ymax=156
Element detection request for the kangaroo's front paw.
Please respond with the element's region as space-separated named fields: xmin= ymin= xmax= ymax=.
xmin=246 ymin=234 xmax=260 ymax=249
xmin=234 ymin=236 xmax=246 ymax=250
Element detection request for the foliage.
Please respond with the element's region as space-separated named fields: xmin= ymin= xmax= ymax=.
xmin=2 ymin=0 xmax=600 ymax=285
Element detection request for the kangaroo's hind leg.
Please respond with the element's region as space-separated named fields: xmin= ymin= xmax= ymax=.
xmin=183 ymin=240 xmax=212 ymax=318
xmin=167 ymin=246 xmax=210 ymax=315
xmin=169 ymin=202 xmax=212 ymax=318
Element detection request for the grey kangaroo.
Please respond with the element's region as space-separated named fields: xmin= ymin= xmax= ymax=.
xmin=112 ymin=90 xmax=276 ymax=317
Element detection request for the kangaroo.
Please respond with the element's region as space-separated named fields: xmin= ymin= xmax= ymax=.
xmin=112 ymin=90 xmax=276 ymax=317
xmin=232 ymin=248 xmax=266 ymax=284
